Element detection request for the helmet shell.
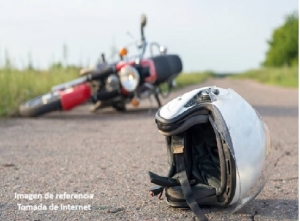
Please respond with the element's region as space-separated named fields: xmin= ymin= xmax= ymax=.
xmin=156 ymin=86 xmax=272 ymax=211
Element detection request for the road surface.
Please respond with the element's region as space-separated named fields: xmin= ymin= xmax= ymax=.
xmin=0 ymin=78 xmax=298 ymax=220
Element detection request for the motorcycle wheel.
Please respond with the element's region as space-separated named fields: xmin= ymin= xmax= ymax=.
xmin=19 ymin=93 xmax=62 ymax=117
xmin=112 ymin=102 xmax=126 ymax=112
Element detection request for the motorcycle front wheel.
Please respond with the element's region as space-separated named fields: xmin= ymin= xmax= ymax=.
xmin=19 ymin=92 xmax=62 ymax=117
xmin=112 ymin=102 xmax=126 ymax=112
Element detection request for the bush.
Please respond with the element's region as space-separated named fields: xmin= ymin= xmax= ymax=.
xmin=263 ymin=12 xmax=298 ymax=67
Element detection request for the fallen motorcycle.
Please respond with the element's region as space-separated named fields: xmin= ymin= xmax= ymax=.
xmin=19 ymin=14 xmax=183 ymax=117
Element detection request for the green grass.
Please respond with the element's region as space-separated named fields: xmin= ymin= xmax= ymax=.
xmin=0 ymin=67 xmax=79 ymax=117
xmin=231 ymin=66 xmax=298 ymax=88
xmin=174 ymin=71 xmax=213 ymax=89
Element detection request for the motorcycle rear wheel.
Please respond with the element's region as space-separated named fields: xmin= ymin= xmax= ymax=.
xmin=19 ymin=93 xmax=62 ymax=117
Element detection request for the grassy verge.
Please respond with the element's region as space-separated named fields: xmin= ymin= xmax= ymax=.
xmin=0 ymin=68 xmax=79 ymax=117
xmin=230 ymin=66 xmax=298 ymax=88
xmin=174 ymin=71 xmax=213 ymax=89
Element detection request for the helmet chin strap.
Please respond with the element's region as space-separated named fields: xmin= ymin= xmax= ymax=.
xmin=173 ymin=134 xmax=208 ymax=221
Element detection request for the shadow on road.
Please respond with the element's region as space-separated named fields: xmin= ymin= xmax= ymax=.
xmin=38 ymin=107 xmax=159 ymax=121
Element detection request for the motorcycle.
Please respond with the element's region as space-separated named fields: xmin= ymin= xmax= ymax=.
xmin=19 ymin=14 xmax=183 ymax=117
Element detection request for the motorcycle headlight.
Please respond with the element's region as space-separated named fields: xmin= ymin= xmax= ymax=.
xmin=118 ymin=65 xmax=140 ymax=92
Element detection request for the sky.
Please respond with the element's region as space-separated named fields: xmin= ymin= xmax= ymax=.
xmin=0 ymin=0 xmax=298 ymax=73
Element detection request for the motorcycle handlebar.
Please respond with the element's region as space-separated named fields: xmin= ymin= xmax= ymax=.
xmin=141 ymin=26 xmax=145 ymax=42
xmin=87 ymin=67 xmax=115 ymax=81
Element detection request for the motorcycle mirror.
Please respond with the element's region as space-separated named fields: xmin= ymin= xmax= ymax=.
xmin=141 ymin=14 xmax=147 ymax=28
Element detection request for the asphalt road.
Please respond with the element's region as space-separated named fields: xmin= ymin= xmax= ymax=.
xmin=0 ymin=78 xmax=298 ymax=221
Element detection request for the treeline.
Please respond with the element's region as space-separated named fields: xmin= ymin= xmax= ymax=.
xmin=263 ymin=11 xmax=298 ymax=67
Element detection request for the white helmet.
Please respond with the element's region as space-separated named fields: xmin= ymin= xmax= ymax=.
xmin=149 ymin=86 xmax=273 ymax=220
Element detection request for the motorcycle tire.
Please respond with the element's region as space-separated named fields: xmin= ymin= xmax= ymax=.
xmin=19 ymin=93 xmax=62 ymax=117
xmin=112 ymin=102 xmax=126 ymax=112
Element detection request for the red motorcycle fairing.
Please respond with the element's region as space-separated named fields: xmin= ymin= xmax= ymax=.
xmin=116 ymin=59 xmax=157 ymax=84
xmin=58 ymin=83 xmax=92 ymax=111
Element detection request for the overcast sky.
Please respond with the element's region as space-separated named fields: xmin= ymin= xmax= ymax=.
xmin=0 ymin=0 xmax=298 ymax=72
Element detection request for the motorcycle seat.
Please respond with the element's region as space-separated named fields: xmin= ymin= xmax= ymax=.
xmin=151 ymin=54 xmax=183 ymax=84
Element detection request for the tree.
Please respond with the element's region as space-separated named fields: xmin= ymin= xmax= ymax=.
xmin=263 ymin=12 xmax=298 ymax=67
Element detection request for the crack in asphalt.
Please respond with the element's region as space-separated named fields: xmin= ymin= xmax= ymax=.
xmin=271 ymin=177 xmax=298 ymax=181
